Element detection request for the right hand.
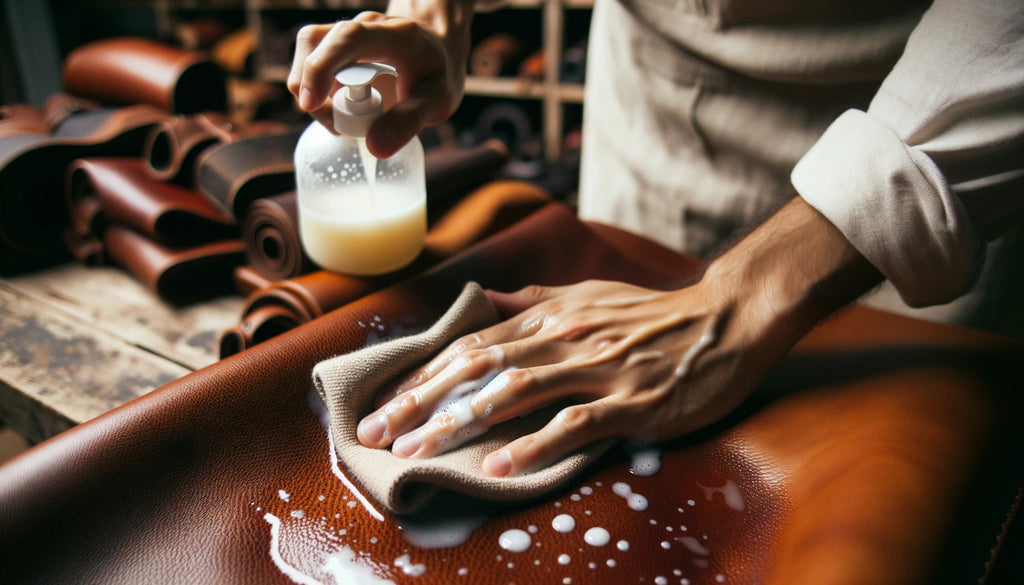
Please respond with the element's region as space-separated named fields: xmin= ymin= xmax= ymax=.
xmin=287 ymin=10 xmax=469 ymax=158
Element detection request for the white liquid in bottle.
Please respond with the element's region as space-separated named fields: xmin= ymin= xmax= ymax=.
xmin=299 ymin=185 xmax=425 ymax=276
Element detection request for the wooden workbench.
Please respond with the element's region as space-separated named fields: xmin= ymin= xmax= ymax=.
xmin=0 ymin=263 xmax=243 ymax=444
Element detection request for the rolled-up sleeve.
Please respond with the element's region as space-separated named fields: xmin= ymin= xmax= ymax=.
xmin=791 ymin=0 xmax=1024 ymax=307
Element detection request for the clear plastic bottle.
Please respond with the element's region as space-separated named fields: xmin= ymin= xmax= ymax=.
xmin=295 ymin=63 xmax=426 ymax=275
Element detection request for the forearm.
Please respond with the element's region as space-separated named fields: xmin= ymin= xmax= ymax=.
xmin=702 ymin=196 xmax=883 ymax=351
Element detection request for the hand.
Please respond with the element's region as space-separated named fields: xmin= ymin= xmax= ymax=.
xmin=356 ymin=279 xmax=780 ymax=477
xmin=356 ymin=198 xmax=883 ymax=477
xmin=287 ymin=1 xmax=473 ymax=157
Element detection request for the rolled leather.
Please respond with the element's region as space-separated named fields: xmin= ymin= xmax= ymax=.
xmin=62 ymin=37 xmax=228 ymax=114
xmin=144 ymin=113 xmax=292 ymax=185
xmin=0 ymin=103 xmax=166 ymax=273
xmin=223 ymin=180 xmax=552 ymax=356
xmin=66 ymin=158 xmax=238 ymax=248
xmin=0 ymin=203 xmax=1019 ymax=585
xmin=241 ymin=192 xmax=318 ymax=281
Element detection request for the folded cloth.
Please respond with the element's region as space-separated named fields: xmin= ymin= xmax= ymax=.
xmin=62 ymin=37 xmax=227 ymax=114
xmin=312 ymin=282 xmax=616 ymax=514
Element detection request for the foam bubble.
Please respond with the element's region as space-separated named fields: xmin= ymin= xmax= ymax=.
xmin=499 ymin=529 xmax=532 ymax=553
xmin=584 ymin=527 xmax=611 ymax=547
xmin=552 ymin=514 xmax=576 ymax=533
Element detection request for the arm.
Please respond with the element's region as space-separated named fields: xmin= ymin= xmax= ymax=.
xmin=356 ymin=197 xmax=882 ymax=476
xmin=287 ymin=0 xmax=476 ymax=158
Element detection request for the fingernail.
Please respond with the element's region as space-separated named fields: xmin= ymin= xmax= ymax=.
xmin=482 ymin=450 xmax=513 ymax=477
xmin=392 ymin=431 xmax=424 ymax=458
xmin=357 ymin=414 xmax=388 ymax=444
xmin=299 ymin=87 xmax=315 ymax=111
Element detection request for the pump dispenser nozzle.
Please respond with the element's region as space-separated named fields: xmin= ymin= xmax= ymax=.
xmin=332 ymin=63 xmax=398 ymax=137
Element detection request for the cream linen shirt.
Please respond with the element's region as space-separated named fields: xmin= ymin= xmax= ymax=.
xmin=579 ymin=0 xmax=1023 ymax=335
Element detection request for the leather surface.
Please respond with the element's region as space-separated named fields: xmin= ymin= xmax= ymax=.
xmin=62 ymin=37 xmax=228 ymax=114
xmin=197 ymin=131 xmax=303 ymax=218
xmin=223 ymin=181 xmax=552 ymax=356
xmin=0 ymin=105 xmax=167 ymax=272
xmin=0 ymin=203 xmax=1020 ymax=585
xmin=242 ymin=192 xmax=317 ymax=281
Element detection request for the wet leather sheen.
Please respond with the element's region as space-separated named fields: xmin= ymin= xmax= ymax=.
xmin=0 ymin=204 xmax=1020 ymax=585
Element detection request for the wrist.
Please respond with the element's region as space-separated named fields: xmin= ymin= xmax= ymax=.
xmin=700 ymin=197 xmax=883 ymax=349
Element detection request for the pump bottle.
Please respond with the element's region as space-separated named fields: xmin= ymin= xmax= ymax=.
xmin=295 ymin=63 xmax=426 ymax=276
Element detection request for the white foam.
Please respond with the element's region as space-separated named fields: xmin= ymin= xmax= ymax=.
xmin=558 ymin=554 xmax=571 ymax=565
xmin=616 ymin=540 xmax=629 ymax=551
xmin=655 ymin=577 xmax=668 ymax=585
xmin=627 ymin=493 xmax=649 ymax=511
xmin=584 ymin=527 xmax=611 ymax=547
xmin=394 ymin=554 xmax=426 ymax=577
xmin=498 ymin=529 xmax=532 ymax=553
xmin=322 ymin=547 xmax=397 ymax=585
xmin=291 ymin=510 xmax=306 ymax=519
xmin=552 ymin=514 xmax=576 ymax=533
xmin=278 ymin=489 xmax=291 ymax=502
xmin=612 ymin=482 xmax=632 ymax=497
xmin=699 ymin=480 xmax=746 ymax=512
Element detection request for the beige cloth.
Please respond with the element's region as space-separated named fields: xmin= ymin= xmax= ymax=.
xmin=312 ymin=282 xmax=615 ymax=514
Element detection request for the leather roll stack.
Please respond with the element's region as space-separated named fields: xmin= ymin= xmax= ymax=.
xmin=221 ymin=180 xmax=552 ymax=357
xmin=63 ymin=158 xmax=244 ymax=303
xmin=0 ymin=97 xmax=166 ymax=272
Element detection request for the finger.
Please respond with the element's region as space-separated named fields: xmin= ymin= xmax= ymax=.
xmin=485 ymin=285 xmax=563 ymax=318
xmin=299 ymin=17 xmax=426 ymax=115
xmin=374 ymin=332 xmax=489 ymax=407
xmin=365 ymin=74 xmax=452 ymax=158
xmin=288 ymin=24 xmax=332 ymax=104
xmin=392 ymin=364 xmax=580 ymax=459
xmin=308 ymin=100 xmax=337 ymax=134
xmin=357 ymin=343 xmax=507 ymax=447
xmin=481 ymin=397 xmax=632 ymax=477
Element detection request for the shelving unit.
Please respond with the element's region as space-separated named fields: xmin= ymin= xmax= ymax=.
xmin=155 ymin=0 xmax=590 ymax=163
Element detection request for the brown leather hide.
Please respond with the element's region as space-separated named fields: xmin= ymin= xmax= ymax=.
xmin=0 ymin=204 xmax=1020 ymax=585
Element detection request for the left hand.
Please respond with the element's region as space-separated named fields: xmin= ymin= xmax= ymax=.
xmin=356 ymin=278 xmax=783 ymax=477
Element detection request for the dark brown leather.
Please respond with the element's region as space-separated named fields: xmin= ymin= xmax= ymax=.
xmin=197 ymin=130 xmax=303 ymax=218
xmin=62 ymin=37 xmax=228 ymax=114
xmin=66 ymin=158 xmax=237 ymax=249
xmin=101 ymin=224 xmax=244 ymax=304
xmin=174 ymin=18 xmax=232 ymax=52
xmin=0 ymin=203 xmax=1019 ymax=585
xmin=423 ymin=139 xmax=510 ymax=213
xmin=223 ymin=181 xmax=553 ymax=356
xmin=0 ymin=105 xmax=167 ymax=272
xmin=144 ymin=113 xmax=291 ymax=185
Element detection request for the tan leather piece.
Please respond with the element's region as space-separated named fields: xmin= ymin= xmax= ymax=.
xmin=242 ymin=192 xmax=317 ymax=281
xmin=0 ymin=204 xmax=1020 ymax=584
xmin=223 ymin=181 xmax=552 ymax=356
xmin=62 ymin=37 xmax=228 ymax=114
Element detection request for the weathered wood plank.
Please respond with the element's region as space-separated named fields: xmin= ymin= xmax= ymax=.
xmin=0 ymin=263 xmax=243 ymax=370
xmin=0 ymin=286 xmax=190 ymax=443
